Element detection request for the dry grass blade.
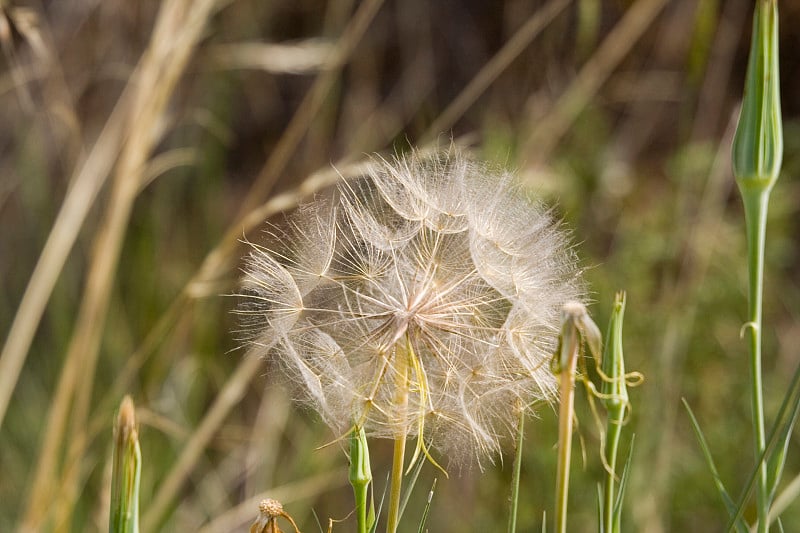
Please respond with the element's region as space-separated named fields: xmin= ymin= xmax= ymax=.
xmin=190 ymin=158 xmax=378 ymax=297
xmin=238 ymin=0 xmax=386 ymax=216
xmin=138 ymin=148 xmax=200 ymax=193
xmin=141 ymin=356 xmax=264 ymax=531
xmin=107 ymin=159 xmax=381 ymax=529
xmin=523 ymin=0 xmax=669 ymax=166
xmin=18 ymin=0 xmax=224 ymax=529
xmin=423 ymin=0 xmax=571 ymax=141
xmin=244 ymin=387 xmax=291 ymax=496
xmin=207 ymin=40 xmax=335 ymax=74
xmin=88 ymin=160 xmax=373 ymax=430
xmin=0 ymin=8 xmax=33 ymax=111
xmin=0 ymin=32 xmax=128 ymax=436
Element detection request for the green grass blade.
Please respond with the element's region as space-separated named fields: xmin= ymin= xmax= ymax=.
xmin=416 ymin=479 xmax=437 ymax=533
xmin=727 ymin=361 xmax=800 ymax=531
xmin=311 ymin=509 xmax=325 ymax=533
xmin=766 ymin=364 xmax=800 ymax=502
xmin=612 ymin=435 xmax=635 ymax=532
xmin=369 ymin=473 xmax=390 ymax=533
xmin=682 ymin=399 xmax=748 ymax=533
xmin=398 ymin=448 xmax=427 ymax=523
xmin=508 ymin=406 xmax=525 ymax=533
xmin=596 ymin=484 xmax=604 ymax=533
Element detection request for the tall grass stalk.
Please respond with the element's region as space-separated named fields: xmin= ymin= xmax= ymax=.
xmin=20 ymin=1 xmax=224 ymax=528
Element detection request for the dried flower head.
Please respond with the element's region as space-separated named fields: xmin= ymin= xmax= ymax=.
xmin=238 ymin=148 xmax=584 ymax=464
xmin=250 ymin=498 xmax=300 ymax=533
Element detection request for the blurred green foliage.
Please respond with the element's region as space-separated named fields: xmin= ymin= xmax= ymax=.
xmin=0 ymin=0 xmax=799 ymax=531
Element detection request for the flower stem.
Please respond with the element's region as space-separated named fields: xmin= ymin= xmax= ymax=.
xmin=601 ymin=292 xmax=628 ymax=533
xmin=731 ymin=0 xmax=782 ymax=528
xmin=743 ymin=191 xmax=770 ymax=532
xmin=555 ymin=327 xmax=580 ymax=533
xmin=387 ymin=339 xmax=410 ymax=533
xmin=602 ymin=414 xmax=623 ymax=533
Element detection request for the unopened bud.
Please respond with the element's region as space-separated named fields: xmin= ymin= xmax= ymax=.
xmin=601 ymin=293 xmax=628 ymax=415
xmin=732 ymin=0 xmax=782 ymax=195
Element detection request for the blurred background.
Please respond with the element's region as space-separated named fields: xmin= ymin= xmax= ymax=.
xmin=1 ymin=0 xmax=799 ymax=530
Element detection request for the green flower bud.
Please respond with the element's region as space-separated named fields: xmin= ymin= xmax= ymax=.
xmin=349 ymin=425 xmax=375 ymax=533
xmin=601 ymin=292 xmax=628 ymax=416
xmin=732 ymin=0 xmax=782 ymax=195
xmin=349 ymin=425 xmax=372 ymax=488
xmin=109 ymin=397 xmax=141 ymax=533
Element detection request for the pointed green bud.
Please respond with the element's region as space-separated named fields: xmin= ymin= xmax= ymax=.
xmin=601 ymin=292 xmax=628 ymax=417
xmin=349 ymin=425 xmax=374 ymax=533
xmin=732 ymin=0 xmax=782 ymax=195
xmin=109 ymin=396 xmax=141 ymax=533
xmin=349 ymin=425 xmax=372 ymax=487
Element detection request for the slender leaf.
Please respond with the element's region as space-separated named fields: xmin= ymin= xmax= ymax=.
xmin=727 ymin=361 xmax=800 ymax=531
xmin=416 ymin=479 xmax=437 ymax=533
xmin=683 ymin=399 xmax=748 ymax=533
xmin=508 ymin=407 xmax=525 ymax=533
xmin=612 ymin=435 xmax=635 ymax=531
xmin=398 ymin=449 xmax=427 ymax=522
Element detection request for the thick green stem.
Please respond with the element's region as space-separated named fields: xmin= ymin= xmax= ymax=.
xmin=386 ymin=341 xmax=409 ymax=533
xmin=387 ymin=436 xmax=407 ymax=533
xmin=601 ymin=292 xmax=628 ymax=533
xmin=602 ymin=417 xmax=623 ymax=533
xmin=555 ymin=333 xmax=579 ymax=533
xmin=743 ymin=190 xmax=770 ymax=533
xmin=731 ymin=0 xmax=781 ymax=527
xmin=349 ymin=426 xmax=373 ymax=533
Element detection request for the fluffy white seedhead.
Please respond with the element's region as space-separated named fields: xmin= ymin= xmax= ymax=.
xmin=238 ymin=148 xmax=584 ymax=465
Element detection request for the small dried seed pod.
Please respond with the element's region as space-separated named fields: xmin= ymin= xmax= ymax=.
xmin=250 ymin=499 xmax=300 ymax=533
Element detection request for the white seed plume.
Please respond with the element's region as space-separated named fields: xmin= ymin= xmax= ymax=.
xmin=237 ymin=148 xmax=584 ymax=464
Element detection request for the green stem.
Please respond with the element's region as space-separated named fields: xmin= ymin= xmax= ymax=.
xmin=600 ymin=292 xmax=627 ymax=533
xmin=508 ymin=406 xmax=525 ymax=533
xmin=743 ymin=190 xmax=770 ymax=532
xmin=555 ymin=334 xmax=579 ymax=533
xmin=349 ymin=426 xmax=373 ymax=533
xmin=602 ymin=415 xmax=623 ymax=533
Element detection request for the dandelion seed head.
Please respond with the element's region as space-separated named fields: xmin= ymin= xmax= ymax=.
xmin=238 ymin=147 xmax=584 ymax=465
